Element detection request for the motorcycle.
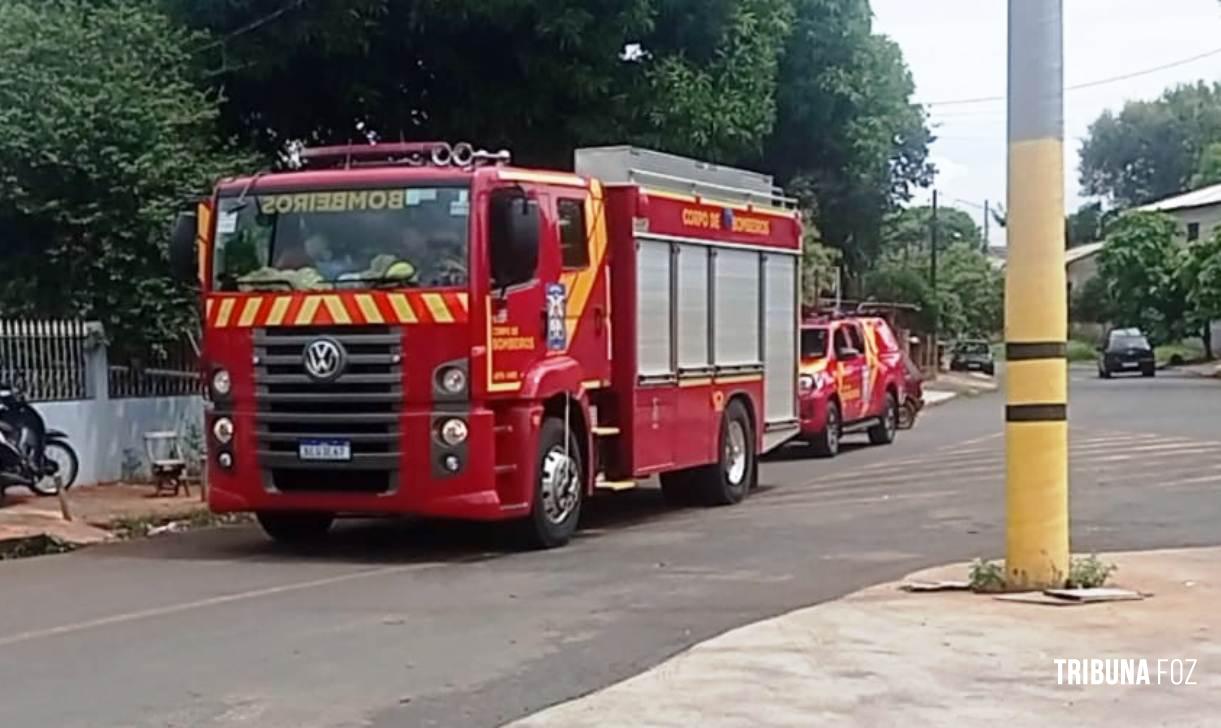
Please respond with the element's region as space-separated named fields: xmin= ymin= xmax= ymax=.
xmin=0 ymin=383 xmax=79 ymax=497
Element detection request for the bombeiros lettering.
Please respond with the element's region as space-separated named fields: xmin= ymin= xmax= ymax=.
xmin=257 ymin=189 xmax=408 ymax=215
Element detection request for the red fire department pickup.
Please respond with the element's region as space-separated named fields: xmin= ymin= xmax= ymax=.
xmin=171 ymin=144 xmax=802 ymax=548
xmin=797 ymin=315 xmax=906 ymax=457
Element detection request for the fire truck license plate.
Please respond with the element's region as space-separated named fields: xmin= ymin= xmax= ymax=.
xmin=298 ymin=439 xmax=352 ymax=461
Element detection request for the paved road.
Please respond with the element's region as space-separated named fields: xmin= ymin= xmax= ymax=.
xmin=1 ymin=368 xmax=1218 ymax=728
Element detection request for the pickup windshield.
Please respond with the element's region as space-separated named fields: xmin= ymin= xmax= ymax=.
xmin=213 ymin=186 xmax=470 ymax=291
xmin=801 ymin=328 xmax=829 ymax=359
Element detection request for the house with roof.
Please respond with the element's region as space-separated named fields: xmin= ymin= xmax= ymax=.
xmin=1137 ymin=182 xmax=1221 ymax=243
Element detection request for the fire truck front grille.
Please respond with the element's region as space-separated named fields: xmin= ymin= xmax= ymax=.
xmin=254 ymin=326 xmax=402 ymax=494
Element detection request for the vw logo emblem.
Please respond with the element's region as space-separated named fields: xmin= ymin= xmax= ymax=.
xmin=303 ymin=338 xmax=345 ymax=381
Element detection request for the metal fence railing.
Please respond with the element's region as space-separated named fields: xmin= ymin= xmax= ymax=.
xmin=108 ymin=338 xmax=201 ymax=399
xmin=0 ymin=319 xmax=91 ymax=401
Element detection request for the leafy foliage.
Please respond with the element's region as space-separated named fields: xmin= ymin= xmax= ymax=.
xmin=1065 ymin=202 xmax=1107 ymax=248
xmin=0 ymin=0 xmax=251 ymax=340
xmin=968 ymin=558 xmax=1005 ymax=593
xmin=1096 ymin=212 xmax=1187 ymax=343
xmin=864 ymin=206 xmax=1000 ymax=337
xmin=1180 ymin=228 xmax=1221 ymax=358
xmin=1080 ymin=82 xmax=1221 ymax=207
xmin=1065 ymin=555 xmax=1117 ymax=590
xmin=1070 ymin=275 xmax=1114 ymax=325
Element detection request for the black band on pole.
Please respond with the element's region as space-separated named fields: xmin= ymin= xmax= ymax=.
xmin=1006 ymin=404 xmax=1068 ymax=422
xmin=1006 ymin=342 xmax=1067 ymax=361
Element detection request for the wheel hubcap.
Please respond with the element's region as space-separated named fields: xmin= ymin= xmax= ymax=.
xmin=540 ymin=447 xmax=580 ymax=525
xmin=725 ymin=421 xmax=748 ymax=484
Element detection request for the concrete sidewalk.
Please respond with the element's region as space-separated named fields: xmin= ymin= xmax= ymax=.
xmin=0 ymin=484 xmax=207 ymax=547
xmin=508 ymin=548 xmax=1221 ymax=727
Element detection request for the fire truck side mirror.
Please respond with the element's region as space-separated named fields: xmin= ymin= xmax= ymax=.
xmin=170 ymin=211 xmax=198 ymax=284
xmin=489 ymin=190 xmax=540 ymax=289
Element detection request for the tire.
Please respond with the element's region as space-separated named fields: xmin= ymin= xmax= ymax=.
xmin=809 ymin=400 xmax=841 ymax=458
xmin=695 ymin=399 xmax=755 ymax=506
xmin=521 ymin=417 xmax=583 ymax=549
xmin=1142 ymin=366 xmax=1155 ymax=378
xmin=28 ymin=440 xmax=79 ymax=496
xmin=257 ymin=512 xmax=334 ymax=545
xmin=867 ymin=392 xmax=898 ymax=446
xmin=897 ymin=400 xmax=916 ymax=430
xmin=1100 ymin=366 xmax=1111 ymax=379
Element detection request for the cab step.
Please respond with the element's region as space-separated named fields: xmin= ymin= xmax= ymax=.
xmin=595 ymin=477 xmax=637 ymax=491
xmin=592 ymin=426 xmax=621 ymax=437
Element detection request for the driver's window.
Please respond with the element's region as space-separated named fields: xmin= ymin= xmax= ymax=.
xmin=847 ymin=325 xmax=866 ymax=353
xmin=834 ymin=327 xmax=851 ymax=356
xmin=557 ymin=198 xmax=589 ymax=269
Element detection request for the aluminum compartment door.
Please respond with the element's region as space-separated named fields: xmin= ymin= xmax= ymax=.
xmin=763 ymin=254 xmax=797 ymax=424
xmin=675 ymin=244 xmax=710 ymax=370
xmin=713 ymin=249 xmax=760 ymax=367
xmin=636 ymin=239 xmax=673 ymax=377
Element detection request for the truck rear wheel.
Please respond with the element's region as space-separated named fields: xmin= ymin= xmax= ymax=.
xmin=522 ymin=417 xmax=583 ymax=549
xmin=256 ymin=512 xmax=334 ymax=545
xmin=868 ymin=392 xmax=898 ymax=446
xmin=697 ymin=399 xmax=755 ymax=506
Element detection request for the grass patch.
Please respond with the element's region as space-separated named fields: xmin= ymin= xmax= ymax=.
xmin=0 ymin=534 xmax=77 ymax=560
xmin=1066 ymin=554 xmax=1118 ymax=589
xmin=1155 ymin=339 xmax=1206 ymax=366
xmin=109 ymin=510 xmax=252 ymax=540
xmin=1067 ymin=339 xmax=1097 ymax=362
xmin=968 ymin=554 xmax=1118 ymax=593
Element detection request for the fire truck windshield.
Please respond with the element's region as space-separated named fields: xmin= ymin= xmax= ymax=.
xmin=212 ymin=185 xmax=470 ymax=291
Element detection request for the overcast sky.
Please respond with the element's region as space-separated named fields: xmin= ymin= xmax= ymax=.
xmin=872 ymin=0 xmax=1221 ymax=246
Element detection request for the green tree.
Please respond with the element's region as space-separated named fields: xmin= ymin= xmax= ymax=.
xmin=1096 ymin=212 xmax=1188 ymax=343
xmin=0 ymin=0 xmax=250 ymax=340
xmin=861 ymin=241 xmax=1000 ymax=338
xmin=1190 ymin=141 xmax=1221 ymax=189
xmin=881 ymin=205 xmax=980 ymax=259
xmin=1080 ymin=82 xmax=1221 ymax=206
xmin=1181 ymin=229 xmax=1221 ymax=359
xmin=765 ymin=0 xmax=932 ymax=270
xmin=1070 ymin=275 xmax=1114 ymax=325
xmin=1065 ymin=201 xmax=1105 ymax=247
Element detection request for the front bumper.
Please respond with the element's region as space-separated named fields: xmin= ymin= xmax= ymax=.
xmin=206 ymin=404 xmax=538 ymax=521
xmin=798 ymin=391 xmax=831 ymax=437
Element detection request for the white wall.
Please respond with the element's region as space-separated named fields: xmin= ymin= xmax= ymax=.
xmin=39 ymin=396 xmax=203 ymax=486
xmin=1170 ymin=205 xmax=1221 ymax=242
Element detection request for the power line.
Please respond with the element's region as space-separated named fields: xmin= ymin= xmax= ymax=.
xmin=918 ymin=45 xmax=1221 ymax=107
xmin=194 ymin=0 xmax=309 ymax=53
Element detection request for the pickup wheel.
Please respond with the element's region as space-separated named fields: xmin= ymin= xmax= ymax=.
xmin=868 ymin=392 xmax=898 ymax=446
xmin=521 ymin=417 xmax=583 ymax=549
xmin=809 ymin=400 xmax=841 ymax=458
xmin=696 ymin=399 xmax=755 ymax=506
xmin=257 ymin=512 xmax=334 ymax=545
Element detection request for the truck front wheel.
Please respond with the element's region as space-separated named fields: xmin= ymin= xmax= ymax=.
xmin=697 ymin=399 xmax=755 ymax=506
xmin=868 ymin=392 xmax=898 ymax=446
xmin=522 ymin=417 xmax=583 ymax=549
xmin=256 ymin=511 xmax=334 ymax=545
xmin=809 ymin=400 xmax=841 ymax=458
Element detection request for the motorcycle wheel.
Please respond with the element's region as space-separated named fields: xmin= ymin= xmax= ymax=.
xmin=29 ymin=440 xmax=79 ymax=496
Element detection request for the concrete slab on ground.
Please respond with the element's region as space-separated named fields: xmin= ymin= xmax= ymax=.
xmin=508 ymin=548 xmax=1221 ymax=728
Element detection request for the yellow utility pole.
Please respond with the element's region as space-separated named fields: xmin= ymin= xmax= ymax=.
xmin=1005 ymin=0 xmax=1069 ymax=589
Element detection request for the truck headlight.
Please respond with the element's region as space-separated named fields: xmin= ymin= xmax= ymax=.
xmin=799 ymin=374 xmax=815 ymax=392
xmin=211 ymin=369 xmax=232 ymax=397
xmin=212 ymin=416 xmax=235 ymax=445
xmin=438 ymin=366 xmax=467 ymax=395
xmin=438 ymin=418 xmax=469 ymax=446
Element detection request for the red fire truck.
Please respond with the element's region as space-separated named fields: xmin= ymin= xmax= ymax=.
xmin=171 ymin=144 xmax=802 ymax=548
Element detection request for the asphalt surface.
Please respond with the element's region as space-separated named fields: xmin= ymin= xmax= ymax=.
xmin=1 ymin=367 xmax=1218 ymax=728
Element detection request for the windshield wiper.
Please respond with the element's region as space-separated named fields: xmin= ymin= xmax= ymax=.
xmin=335 ymin=277 xmax=420 ymax=289
xmin=237 ymin=279 xmax=295 ymax=291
